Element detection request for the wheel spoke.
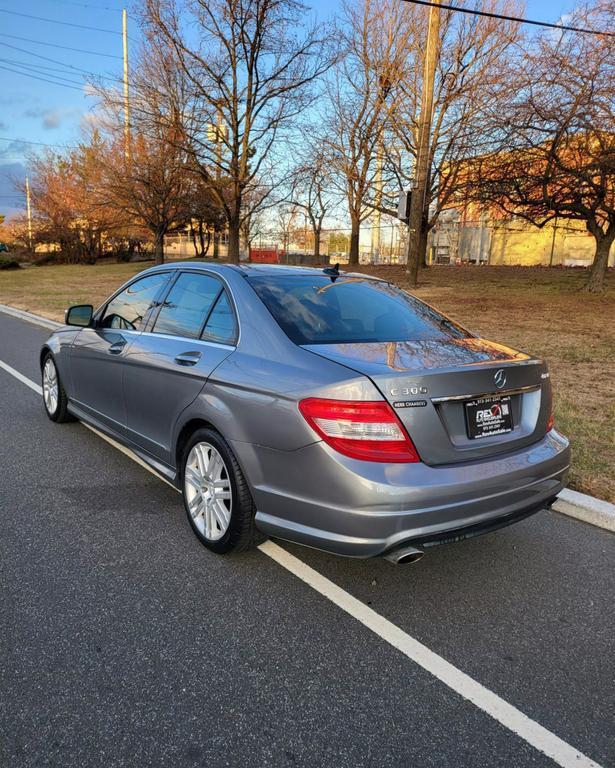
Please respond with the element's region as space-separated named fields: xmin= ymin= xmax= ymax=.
xmin=208 ymin=452 xmax=222 ymax=481
xmin=212 ymin=499 xmax=230 ymax=530
xmin=187 ymin=491 xmax=203 ymax=514
xmin=206 ymin=504 xmax=216 ymax=538
xmin=195 ymin=444 xmax=208 ymax=476
xmin=185 ymin=466 xmax=202 ymax=491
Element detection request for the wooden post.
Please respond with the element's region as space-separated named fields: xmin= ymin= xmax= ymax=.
xmin=405 ymin=0 xmax=440 ymax=284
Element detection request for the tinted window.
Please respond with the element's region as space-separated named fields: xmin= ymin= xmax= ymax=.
xmin=101 ymin=273 xmax=169 ymax=331
xmin=153 ymin=272 xmax=221 ymax=339
xmin=247 ymin=275 xmax=470 ymax=345
xmin=201 ymin=291 xmax=237 ymax=345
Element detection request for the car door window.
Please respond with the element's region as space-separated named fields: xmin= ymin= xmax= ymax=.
xmin=201 ymin=290 xmax=237 ymax=345
xmin=100 ymin=273 xmax=169 ymax=331
xmin=153 ymin=272 xmax=222 ymax=339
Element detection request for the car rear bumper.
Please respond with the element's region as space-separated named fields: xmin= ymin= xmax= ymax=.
xmin=231 ymin=429 xmax=570 ymax=558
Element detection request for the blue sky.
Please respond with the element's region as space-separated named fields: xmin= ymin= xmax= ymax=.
xmin=0 ymin=0 xmax=578 ymax=219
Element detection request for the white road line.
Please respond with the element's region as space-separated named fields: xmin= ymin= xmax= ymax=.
xmin=0 ymin=359 xmax=43 ymax=395
xmin=0 ymin=358 xmax=604 ymax=768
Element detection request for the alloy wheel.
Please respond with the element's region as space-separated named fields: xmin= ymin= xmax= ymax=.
xmin=184 ymin=442 xmax=233 ymax=541
xmin=42 ymin=358 xmax=59 ymax=416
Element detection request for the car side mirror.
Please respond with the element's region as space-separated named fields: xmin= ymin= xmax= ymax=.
xmin=65 ymin=304 xmax=93 ymax=327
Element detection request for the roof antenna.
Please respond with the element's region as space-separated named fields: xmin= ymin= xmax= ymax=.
xmin=323 ymin=263 xmax=340 ymax=281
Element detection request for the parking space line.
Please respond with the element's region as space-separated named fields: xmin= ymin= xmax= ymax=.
xmin=0 ymin=357 xmax=604 ymax=768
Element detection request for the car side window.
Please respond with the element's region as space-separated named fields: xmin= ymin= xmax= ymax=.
xmin=201 ymin=290 xmax=237 ymax=345
xmin=100 ymin=273 xmax=169 ymax=331
xmin=152 ymin=272 xmax=222 ymax=339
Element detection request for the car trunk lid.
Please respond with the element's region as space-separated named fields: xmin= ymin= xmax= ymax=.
xmin=303 ymin=338 xmax=552 ymax=465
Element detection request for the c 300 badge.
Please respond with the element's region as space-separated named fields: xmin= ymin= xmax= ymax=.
xmin=390 ymin=386 xmax=428 ymax=396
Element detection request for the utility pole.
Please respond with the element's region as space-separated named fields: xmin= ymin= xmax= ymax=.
xmin=371 ymin=151 xmax=382 ymax=263
xmin=213 ymin=105 xmax=223 ymax=259
xmin=25 ymin=176 xmax=33 ymax=251
xmin=122 ymin=8 xmax=130 ymax=161
xmin=405 ymin=0 xmax=441 ymax=285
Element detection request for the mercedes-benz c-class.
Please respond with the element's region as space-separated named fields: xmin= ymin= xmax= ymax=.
xmin=40 ymin=263 xmax=570 ymax=563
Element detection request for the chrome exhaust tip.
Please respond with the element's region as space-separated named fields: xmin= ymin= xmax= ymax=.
xmin=383 ymin=545 xmax=424 ymax=565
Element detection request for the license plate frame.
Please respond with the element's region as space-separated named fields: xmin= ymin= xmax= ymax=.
xmin=464 ymin=395 xmax=513 ymax=440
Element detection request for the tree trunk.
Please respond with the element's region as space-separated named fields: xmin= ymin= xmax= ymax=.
xmin=153 ymin=227 xmax=165 ymax=264
xmin=198 ymin=220 xmax=206 ymax=257
xmin=202 ymin=229 xmax=211 ymax=256
xmin=313 ymin=227 xmax=321 ymax=262
xmin=586 ymin=230 xmax=614 ymax=293
xmin=348 ymin=218 xmax=360 ymax=265
xmin=190 ymin=222 xmax=199 ymax=257
xmin=227 ymin=219 xmax=241 ymax=263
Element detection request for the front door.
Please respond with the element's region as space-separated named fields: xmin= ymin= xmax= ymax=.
xmin=70 ymin=271 xmax=171 ymax=435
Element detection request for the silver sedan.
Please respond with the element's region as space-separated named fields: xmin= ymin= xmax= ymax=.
xmin=40 ymin=263 xmax=570 ymax=563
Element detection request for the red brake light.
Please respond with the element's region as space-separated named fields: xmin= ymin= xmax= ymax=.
xmin=546 ymin=409 xmax=554 ymax=432
xmin=298 ymin=398 xmax=421 ymax=463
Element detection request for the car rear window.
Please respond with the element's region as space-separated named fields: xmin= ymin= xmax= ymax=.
xmin=246 ymin=275 xmax=470 ymax=345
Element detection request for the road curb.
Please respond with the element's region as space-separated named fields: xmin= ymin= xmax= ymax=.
xmin=0 ymin=303 xmax=61 ymax=330
xmin=553 ymin=489 xmax=615 ymax=533
xmin=1 ymin=303 xmax=613 ymax=535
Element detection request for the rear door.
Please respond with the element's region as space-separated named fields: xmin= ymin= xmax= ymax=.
xmin=122 ymin=270 xmax=238 ymax=464
xmin=70 ymin=271 xmax=171 ymax=434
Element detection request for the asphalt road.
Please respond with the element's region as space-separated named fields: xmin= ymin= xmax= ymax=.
xmin=1 ymin=311 xmax=614 ymax=768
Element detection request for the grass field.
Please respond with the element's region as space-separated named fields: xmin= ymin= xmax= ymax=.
xmin=1 ymin=260 xmax=613 ymax=502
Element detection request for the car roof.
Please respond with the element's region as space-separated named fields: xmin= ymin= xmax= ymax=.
xmin=142 ymin=261 xmax=381 ymax=280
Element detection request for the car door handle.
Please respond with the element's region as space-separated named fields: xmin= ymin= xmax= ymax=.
xmin=108 ymin=339 xmax=127 ymax=355
xmin=174 ymin=351 xmax=202 ymax=366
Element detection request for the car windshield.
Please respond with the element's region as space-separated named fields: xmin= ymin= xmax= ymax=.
xmin=247 ymin=274 xmax=471 ymax=345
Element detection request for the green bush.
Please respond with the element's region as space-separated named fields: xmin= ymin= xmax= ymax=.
xmin=0 ymin=256 xmax=21 ymax=270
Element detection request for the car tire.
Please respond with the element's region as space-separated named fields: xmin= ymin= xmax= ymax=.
xmin=181 ymin=427 xmax=261 ymax=554
xmin=42 ymin=352 xmax=74 ymax=423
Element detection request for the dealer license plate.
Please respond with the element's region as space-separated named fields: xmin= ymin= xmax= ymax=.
xmin=465 ymin=395 xmax=513 ymax=440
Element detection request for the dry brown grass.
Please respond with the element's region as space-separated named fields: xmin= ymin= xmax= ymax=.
xmin=1 ymin=260 xmax=613 ymax=501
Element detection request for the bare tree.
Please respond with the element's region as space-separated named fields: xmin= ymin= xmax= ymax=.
xmin=289 ymin=148 xmax=335 ymax=260
xmin=144 ymin=0 xmax=331 ymax=263
xmin=323 ymin=0 xmax=412 ymax=265
xmin=468 ymin=1 xmax=615 ymax=292
xmin=378 ymin=0 xmax=520 ymax=281
xmin=91 ymin=43 xmax=195 ymax=264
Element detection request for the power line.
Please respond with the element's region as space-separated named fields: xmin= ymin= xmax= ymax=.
xmin=0 ymin=33 xmax=122 ymax=59
xmin=42 ymin=0 xmax=139 ymax=21
xmin=0 ymin=65 xmax=86 ymax=91
xmin=0 ymin=43 xmax=119 ymax=83
xmin=0 ymin=136 xmax=78 ymax=149
xmin=0 ymin=59 xmax=87 ymax=86
xmin=42 ymin=0 xmax=127 ymax=11
xmin=0 ymin=7 xmax=121 ymax=35
xmin=401 ymin=0 xmax=615 ymax=37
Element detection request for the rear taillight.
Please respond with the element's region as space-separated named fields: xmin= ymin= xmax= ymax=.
xmin=298 ymin=398 xmax=421 ymax=463
xmin=546 ymin=408 xmax=554 ymax=432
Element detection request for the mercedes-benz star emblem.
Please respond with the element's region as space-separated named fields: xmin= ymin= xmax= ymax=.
xmin=494 ymin=369 xmax=507 ymax=389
